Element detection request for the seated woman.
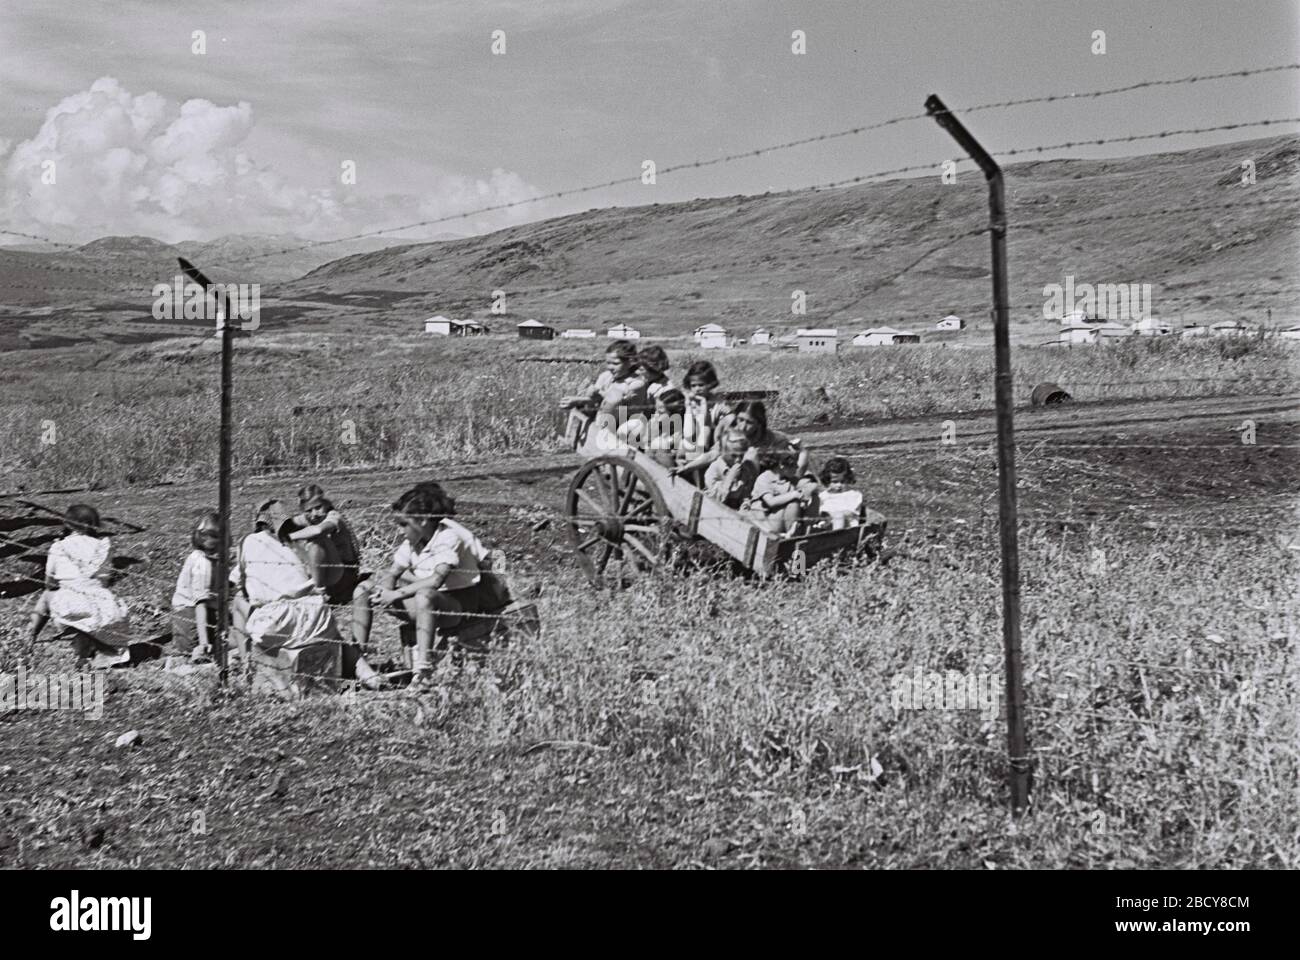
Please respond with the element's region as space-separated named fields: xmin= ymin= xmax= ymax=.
xmin=675 ymin=400 xmax=807 ymax=480
xmin=361 ymin=481 xmax=504 ymax=691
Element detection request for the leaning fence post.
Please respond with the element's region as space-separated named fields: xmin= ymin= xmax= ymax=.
xmin=178 ymin=257 xmax=234 ymax=687
xmin=924 ymin=95 xmax=1030 ymax=813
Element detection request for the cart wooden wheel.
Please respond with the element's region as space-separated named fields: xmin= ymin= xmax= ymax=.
xmin=566 ymin=455 xmax=672 ymax=586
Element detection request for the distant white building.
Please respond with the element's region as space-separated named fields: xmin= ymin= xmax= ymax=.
xmin=1210 ymin=320 xmax=1251 ymax=337
xmin=751 ymin=328 xmax=771 ymax=345
xmin=607 ymin=323 xmax=641 ymax=340
xmin=1131 ymin=317 xmax=1171 ymax=336
xmin=559 ymin=328 xmax=596 ymax=339
xmin=1279 ymin=325 xmax=1300 ymax=340
xmin=853 ymin=326 xmax=918 ymax=346
xmin=935 ymin=315 xmax=963 ymax=331
xmin=424 ymin=316 xmax=486 ymax=336
xmin=1058 ymin=321 xmax=1130 ymax=345
xmin=796 ymin=328 xmax=838 ymax=354
xmin=1181 ymin=325 xmax=1209 ymax=338
xmin=699 ymin=333 xmax=729 ymax=349
xmin=693 ymin=323 xmax=726 ymax=342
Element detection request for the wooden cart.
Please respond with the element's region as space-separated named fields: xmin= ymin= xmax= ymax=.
xmin=562 ymin=409 xmax=885 ymax=585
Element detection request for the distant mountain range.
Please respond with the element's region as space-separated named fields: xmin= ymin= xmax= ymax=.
xmin=0 ymin=230 xmax=464 ymax=303
xmin=1 ymin=135 xmax=1296 ymax=350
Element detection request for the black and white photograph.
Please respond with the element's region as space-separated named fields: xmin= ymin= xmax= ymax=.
xmin=0 ymin=0 xmax=1296 ymax=909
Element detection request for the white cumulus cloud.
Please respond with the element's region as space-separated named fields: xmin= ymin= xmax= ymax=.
xmin=2 ymin=77 xmax=542 ymax=245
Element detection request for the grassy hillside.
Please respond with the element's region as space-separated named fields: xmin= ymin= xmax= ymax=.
xmin=286 ymin=135 xmax=1300 ymax=335
xmin=1 ymin=135 xmax=1296 ymax=351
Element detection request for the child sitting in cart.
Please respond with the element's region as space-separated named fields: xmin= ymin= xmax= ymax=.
xmin=560 ymin=340 xmax=648 ymax=450
xmin=680 ymin=360 xmax=729 ymax=462
xmin=635 ymin=345 xmax=672 ymax=400
xmin=618 ymin=387 xmax=688 ymax=467
xmin=745 ymin=449 xmax=820 ymax=536
xmin=703 ymin=429 xmax=759 ymax=509
xmin=817 ymin=457 xmax=865 ymax=530
xmin=558 ymin=340 xmax=647 ymax=414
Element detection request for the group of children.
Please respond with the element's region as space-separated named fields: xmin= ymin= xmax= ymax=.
xmin=26 ymin=478 xmax=505 ymax=694
xmin=564 ymin=341 xmax=867 ymax=535
xmin=22 ymin=342 xmax=865 ymax=670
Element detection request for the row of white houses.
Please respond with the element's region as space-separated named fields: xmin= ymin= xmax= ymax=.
xmin=427 ymin=313 xmax=1300 ymax=347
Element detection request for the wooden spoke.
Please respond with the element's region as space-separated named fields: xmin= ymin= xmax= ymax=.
xmin=622 ymin=534 xmax=659 ymax=567
xmin=576 ymin=490 xmax=607 ymax=518
xmin=597 ymin=543 xmax=614 ymax=574
xmin=575 ymin=534 xmax=603 ymax=553
xmin=625 ymin=498 xmax=656 ymax=518
xmin=618 ymin=469 xmax=640 ymax=514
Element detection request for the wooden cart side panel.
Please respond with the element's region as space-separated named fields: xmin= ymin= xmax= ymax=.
xmin=628 ymin=452 xmax=780 ymax=570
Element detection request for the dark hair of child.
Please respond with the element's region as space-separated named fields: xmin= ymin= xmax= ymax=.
xmin=298 ymin=483 xmax=327 ymax=505
xmin=657 ymin=387 xmax=686 ymax=414
xmin=637 ymin=345 xmax=670 ymax=374
xmin=606 ymin=340 xmax=638 ymax=363
xmin=64 ymin=503 xmax=101 ymax=536
xmin=683 ymin=359 xmax=719 ymax=391
xmin=755 ymin=447 xmax=797 ymax=474
xmin=819 ymin=457 xmax=855 ymax=485
xmin=392 ymin=481 xmax=456 ymax=523
xmin=192 ymin=510 xmax=222 ymax=555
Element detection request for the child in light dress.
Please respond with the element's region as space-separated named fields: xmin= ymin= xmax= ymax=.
xmin=26 ymin=504 xmax=131 ymax=666
xmin=170 ymin=511 xmax=220 ymax=660
xmin=818 ymin=457 xmax=865 ymax=530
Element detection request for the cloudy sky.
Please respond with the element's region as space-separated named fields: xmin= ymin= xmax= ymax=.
xmin=1 ymin=0 xmax=1296 ymax=245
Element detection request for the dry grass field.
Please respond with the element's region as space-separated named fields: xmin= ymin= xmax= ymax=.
xmin=1 ymin=329 xmax=1296 ymax=868
xmin=1 ymin=131 xmax=1297 ymax=870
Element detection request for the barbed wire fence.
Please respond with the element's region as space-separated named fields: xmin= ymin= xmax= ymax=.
xmin=2 ymin=63 xmax=1298 ymax=810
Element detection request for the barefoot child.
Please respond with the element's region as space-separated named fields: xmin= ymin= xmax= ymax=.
xmin=170 ymin=511 xmax=220 ymax=660
xmin=26 ymin=504 xmax=131 ymax=666
xmin=818 ymin=457 xmax=865 ymax=530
